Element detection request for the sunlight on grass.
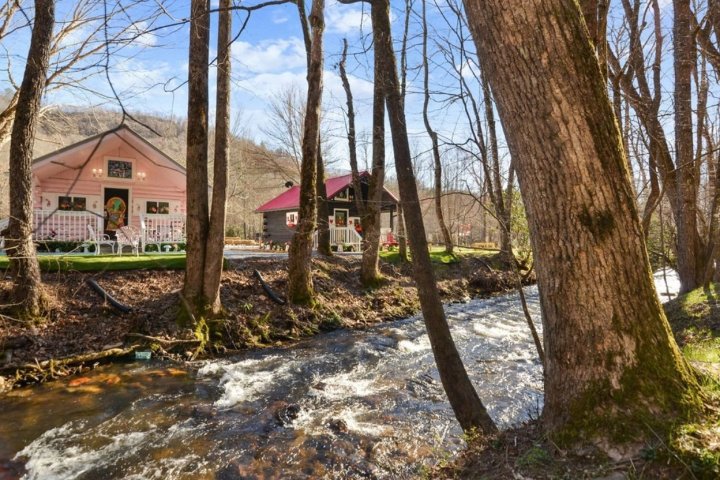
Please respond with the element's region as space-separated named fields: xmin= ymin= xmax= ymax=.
xmin=0 ymin=253 xmax=187 ymax=272
xmin=379 ymin=246 xmax=495 ymax=264
xmin=683 ymin=339 xmax=720 ymax=364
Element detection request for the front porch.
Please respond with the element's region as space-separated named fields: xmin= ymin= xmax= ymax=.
xmin=0 ymin=210 xmax=188 ymax=254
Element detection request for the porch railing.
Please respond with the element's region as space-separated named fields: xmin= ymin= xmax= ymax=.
xmin=0 ymin=217 xmax=8 ymax=249
xmin=312 ymin=227 xmax=364 ymax=251
xmin=33 ymin=210 xmax=101 ymax=242
xmin=140 ymin=213 xmax=187 ymax=251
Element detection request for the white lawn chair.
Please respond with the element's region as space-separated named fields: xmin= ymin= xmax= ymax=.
xmin=117 ymin=225 xmax=141 ymax=256
xmin=87 ymin=224 xmax=115 ymax=255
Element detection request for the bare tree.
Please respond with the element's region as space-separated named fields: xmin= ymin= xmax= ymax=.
xmin=4 ymin=0 xmax=56 ymax=317
xmin=421 ymin=0 xmax=453 ymax=254
xmin=287 ymin=0 xmax=325 ymax=304
xmin=202 ymin=0 xmax=232 ymax=315
xmin=181 ymin=0 xmax=211 ymax=322
xmin=0 ymin=0 xmax=162 ymax=147
xmin=339 ymin=0 xmax=497 ymax=434
xmin=296 ymin=0 xmax=331 ymax=256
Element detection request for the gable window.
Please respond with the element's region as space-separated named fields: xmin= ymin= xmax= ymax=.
xmin=286 ymin=211 xmax=298 ymax=228
xmin=107 ymin=159 xmax=133 ymax=179
xmin=146 ymin=201 xmax=170 ymax=214
xmin=334 ymin=188 xmax=352 ymax=201
xmin=58 ymin=196 xmax=86 ymax=211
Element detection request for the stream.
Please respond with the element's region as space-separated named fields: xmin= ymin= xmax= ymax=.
xmin=0 ymin=288 xmax=545 ymax=479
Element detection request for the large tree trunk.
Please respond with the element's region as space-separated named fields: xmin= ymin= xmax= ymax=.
xmin=182 ymin=0 xmax=211 ymax=322
xmin=371 ymin=0 xmax=497 ymax=434
xmin=5 ymin=0 xmax=55 ymax=318
xmin=359 ymin=5 xmax=388 ymax=287
xmin=674 ymin=0 xmax=704 ymax=293
xmin=421 ymin=0 xmax=453 ymax=255
xmin=297 ymin=0 xmax=331 ymax=257
xmin=287 ymin=0 xmax=324 ymax=304
xmin=464 ymin=0 xmax=699 ymax=447
xmin=201 ymin=0 xmax=231 ymax=315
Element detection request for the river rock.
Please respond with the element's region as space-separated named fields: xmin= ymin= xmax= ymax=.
xmin=191 ymin=405 xmax=218 ymax=419
xmin=327 ymin=418 xmax=348 ymax=434
xmin=275 ymin=403 xmax=301 ymax=426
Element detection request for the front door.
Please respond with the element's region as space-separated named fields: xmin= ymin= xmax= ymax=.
xmin=104 ymin=188 xmax=129 ymax=236
xmin=334 ymin=209 xmax=349 ymax=228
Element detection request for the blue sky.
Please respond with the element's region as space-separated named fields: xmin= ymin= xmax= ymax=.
xmin=2 ymin=0 xmax=686 ymax=187
xmin=2 ymin=0 xmax=491 ymax=180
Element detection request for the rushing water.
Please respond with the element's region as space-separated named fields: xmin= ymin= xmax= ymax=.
xmin=0 ymin=290 xmax=546 ymax=479
xmin=0 ymin=269 xmax=683 ymax=480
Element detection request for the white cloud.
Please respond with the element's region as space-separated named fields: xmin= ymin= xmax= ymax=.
xmin=272 ymin=13 xmax=289 ymax=24
xmin=232 ymin=38 xmax=307 ymax=74
xmin=126 ymin=20 xmax=158 ymax=47
xmin=326 ymin=2 xmax=372 ymax=35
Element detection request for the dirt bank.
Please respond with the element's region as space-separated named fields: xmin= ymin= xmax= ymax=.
xmin=0 ymin=254 xmax=520 ymax=391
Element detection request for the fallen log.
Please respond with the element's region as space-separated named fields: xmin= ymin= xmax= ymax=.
xmin=253 ymin=270 xmax=286 ymax=305
xmin=86 ymin=278 xmax=132 ymax=313
xmin=124 ymin=333 xmax=201 ymax=349
xmin=22 ymin=346 xmax=138 ymax=371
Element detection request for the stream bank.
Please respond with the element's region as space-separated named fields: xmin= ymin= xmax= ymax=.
xmin=0 ymin=284 xmax=544 ymax=479
xmin=0 ymin=254 xmax=523 ymax=391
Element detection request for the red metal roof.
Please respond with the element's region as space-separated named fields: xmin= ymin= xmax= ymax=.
xmin=256 ymin=172 xmax=374 ymax=213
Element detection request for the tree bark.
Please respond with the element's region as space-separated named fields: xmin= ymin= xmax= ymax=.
xmin=371 ymin=0 xmax=497 ymax=434
xmin=674 ymin=0 xmax=704 ymax=293
xmin=358 ymin=2 xmax=388 ymax=287
xmin=421 ymin=0 xmax=453 ymax=255
xmin=6 ymin=0 xmax=55 ymax=318
xmin=297 ymin=0 xmax=331 ymax=257
xmin=287 ymin=0 xmax=324 ymax=304
xmin=339 ymin=39 xmax=366 ymax=219
xmin=316 ymin=146 xmax=332 ymax=256
xmin=397 ymin=202 xmax=408 ymax=261
xmin=201 ymin=0 xmax=231 ymax=315
xmin=182 ymin=0 xmax=211 ymax=322
xmin=464 ymin=0 xmax=699 ymax=447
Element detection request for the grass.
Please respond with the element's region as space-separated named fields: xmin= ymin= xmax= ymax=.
xmin=662 ymin=283 xmax=720 ymax=478
xmin=0 ymin=253 xmax=187 ymax=272
xmin=379 ymin=246 xmax=497 ymax=265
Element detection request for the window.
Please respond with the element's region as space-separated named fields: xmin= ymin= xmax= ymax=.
xmin=58 ymin=196 xmax=72 ymax=211
xmin=58 ymin=196 xmax=85 ymax=211
xmin=107 ymin=159 xmax=133 ymax=179
xmin=286 ymin=211 xmax=298 ymax=228
xmin=146 ymin=201 xmax=170 ymax=214
xmin=72 ymin=197 xmax=86 ymax=211
xmin=334 ymin=187 xmax=355 ymax=201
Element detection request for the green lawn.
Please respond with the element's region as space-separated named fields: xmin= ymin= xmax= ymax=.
xmin=0 ymin=253 xmax=187 ymax=272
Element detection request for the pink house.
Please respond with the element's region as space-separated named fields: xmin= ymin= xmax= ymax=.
xmin=4 ymin=125 xmax=188 ymax=252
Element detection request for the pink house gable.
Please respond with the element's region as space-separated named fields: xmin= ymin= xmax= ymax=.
xmin=31 ymin=125 xmax=187 ymax=233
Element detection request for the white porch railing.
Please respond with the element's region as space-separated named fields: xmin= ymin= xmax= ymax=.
xmin=0 ymin=217 xmax=8 ymax=249
xmin=33 ymin=210 xmax=101 ymax=242
xmin=140 ymin=213 xmax=187 ymax=252
xmin=313 ymin=227 xmax=363 ymax=251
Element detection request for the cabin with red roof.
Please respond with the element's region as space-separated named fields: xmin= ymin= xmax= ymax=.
xmin=255 ymin=172 xmax=399 ymax=250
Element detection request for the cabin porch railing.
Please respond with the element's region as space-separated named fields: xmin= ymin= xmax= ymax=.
xmin=140 ymin=213 xmax=187 ymax=252
xmin=0 ymin=217 xmax=8 ymax=249
xmin=32 ymin=210 xmax=102 ymax=242
xmin=312 ymin=227 xmax=364 ymax=251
